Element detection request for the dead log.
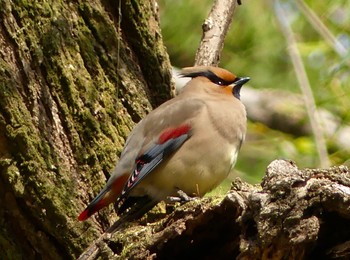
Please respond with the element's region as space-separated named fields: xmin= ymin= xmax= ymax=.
xmin=78 ymin=160 xmax=350 ymax=259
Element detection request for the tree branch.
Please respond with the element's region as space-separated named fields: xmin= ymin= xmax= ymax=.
xmin=194 ymin=0 xmax=240 ymax=66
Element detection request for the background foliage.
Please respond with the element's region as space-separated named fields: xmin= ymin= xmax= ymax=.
xmin=158 ymin=0 xmax=350 ymax=184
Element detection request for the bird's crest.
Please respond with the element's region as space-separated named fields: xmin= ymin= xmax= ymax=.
xmin=180 ymin=66 xmax=237 ymax=86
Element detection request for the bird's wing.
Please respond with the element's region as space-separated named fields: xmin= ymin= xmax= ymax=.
xmin=118 ymin=124 xmax=192 ymax=202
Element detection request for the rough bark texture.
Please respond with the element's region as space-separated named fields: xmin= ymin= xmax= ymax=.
xmin=239 ymin=160 xmax=350 ymax=259
xmin=79 ymin=160 xmax=350 ymax=259
xmin=0 ymin=0 xmax=172 ymax=258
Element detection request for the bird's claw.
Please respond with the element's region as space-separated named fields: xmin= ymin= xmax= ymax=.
xmin=167 ymin=189 xmax=197 ymax=202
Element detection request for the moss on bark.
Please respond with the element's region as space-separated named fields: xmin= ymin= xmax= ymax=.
xmin=0 ymin=0 xmax=172 ymax=258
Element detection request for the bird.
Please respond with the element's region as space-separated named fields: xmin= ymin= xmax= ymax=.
xmin=78 ymin=66 xmax=250 ymax=221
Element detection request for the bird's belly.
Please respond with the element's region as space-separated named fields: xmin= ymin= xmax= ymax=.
xmin=138 ymin=141 xmax=239 ymax=200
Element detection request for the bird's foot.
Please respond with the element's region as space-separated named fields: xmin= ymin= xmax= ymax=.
xmin=167 ymin=189 xmax=197 ymax=202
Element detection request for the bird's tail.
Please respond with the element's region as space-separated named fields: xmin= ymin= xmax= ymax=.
xmin=78 ymin=174 xmax=129 ymax=221
xmin=78 ymin=186 xmax=112 ymax=221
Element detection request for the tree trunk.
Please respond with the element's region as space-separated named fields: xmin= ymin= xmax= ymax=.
xmin=0 ymin=0 xmax=172 ymax=258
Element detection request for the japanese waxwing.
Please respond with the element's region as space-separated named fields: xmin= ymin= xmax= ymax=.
xmin=78 ymin=66 xmax=250 ymax=221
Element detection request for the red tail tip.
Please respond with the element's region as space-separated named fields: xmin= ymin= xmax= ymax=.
xmin=78 ymin=210 xmax=90 ymax=221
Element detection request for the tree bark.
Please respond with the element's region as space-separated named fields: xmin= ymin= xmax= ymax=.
xmin=0 ymin=0 xmax=172 ymax=258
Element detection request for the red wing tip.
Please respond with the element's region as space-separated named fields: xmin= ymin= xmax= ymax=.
xmin=78 ymin=210 xmax=90 ymax=221
xmin=158 ymin=124 xmax=191 ymax=144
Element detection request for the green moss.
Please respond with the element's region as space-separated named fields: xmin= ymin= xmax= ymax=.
xmin=0 ymin=0 xmax=173 ymax=257
xmin=2 ymin=162 xmax=24 ymax=197
xmin=80 ymin=108 xmax=100 ymax=133
xmin=0 ymin=227 xmax=24 ymax=259
xmin=77 ymin=31 xmax=100 ymax=76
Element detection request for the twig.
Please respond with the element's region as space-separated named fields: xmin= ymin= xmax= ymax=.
xmin=77 ymin=233 xmax=109 ymax=260
xmin=295 ymin=0 xmax=349 ymax=58
xmin=194 ymin=0 xmax=240 ymax=66
xmin=274 ymin=0 xmax=330 ymax=168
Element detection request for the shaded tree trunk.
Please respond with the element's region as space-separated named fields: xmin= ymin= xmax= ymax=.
xmin=0 ymin=0 xmax=172 ymax=258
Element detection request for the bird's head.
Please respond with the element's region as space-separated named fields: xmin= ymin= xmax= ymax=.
xmin=180 ymin=66 xmax=250 ymax=99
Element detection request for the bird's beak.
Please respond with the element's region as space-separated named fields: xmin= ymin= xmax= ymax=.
xmin=233 ymin=77 xmax=250 ymax=87
xmin=232 ymin=77 xmax=250 ymax=99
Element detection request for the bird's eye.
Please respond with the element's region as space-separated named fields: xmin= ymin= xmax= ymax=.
xmin=202 ymin=70 xmax=230 ymax=86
